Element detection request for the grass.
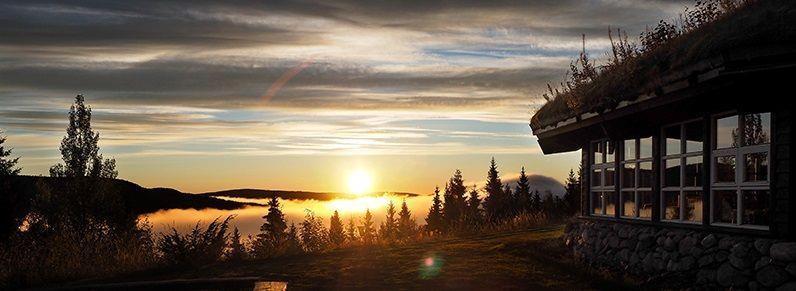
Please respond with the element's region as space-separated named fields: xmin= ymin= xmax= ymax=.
xmin=75 ymin=225 xmax=638 ymax=290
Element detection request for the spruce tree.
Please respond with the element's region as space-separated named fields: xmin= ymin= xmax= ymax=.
xmin=255 ymin=197 xmax=288 ymax=258
xmin=0 ymin=130 xmax=21 ymax=176
xmin=442 ymin=169 xmax=467 ymax=228
xmin=50 ymin=95 xmax=117 ymax=178
xmin=379 ymin=201 xmax=398 ymax=244
xmin=563 ymin=168 xmax=581 ymax=216
xmin=530 ymin=190 xmax=542 ymax=214
xmin=285 ymin=223 xmax=303 ymax=255
xmin=425 ymin=186 xmax=444 ymax=234
xmin=483 ymin=157 xmax=505 ymax=221
xmin=300 ymin=210 xmax=328 ymax=253
xmin=329 ymin=210 xmax=345 ymax=247
xmin=515 ymin=167 xmax=531 ymax=213
xmin=397 ymin=199 xmax=417 ymax=242
xmin=226 ymin=227 xmax=248 ymax=261
xmin=359 ymin=209 xmax=376 ymax=245
xmin=345 ymin=216 xmax=358 ymax=245
xmin=465 ymin=185 xmax=482 ymax=226
xmin=503 ymin=184 xmax=514 ymax=216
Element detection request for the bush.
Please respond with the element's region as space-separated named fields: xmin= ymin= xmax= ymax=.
xmin=157 ymin=216 xmax=232 ymax=267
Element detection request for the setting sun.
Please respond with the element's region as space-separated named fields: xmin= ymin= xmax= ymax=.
xmin=347 ymin=170 xmax=373 ymax=195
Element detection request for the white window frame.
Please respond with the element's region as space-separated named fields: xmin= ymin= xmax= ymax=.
xmin=710 ymin=112 xmax=771 ymax=230
xmin=590 ymin=139 xmax=616 ymax=217
xmin=660 ymin=119 xmax=704 ymax=224
xmin=620 ymin=137 xmax=653 ymax=220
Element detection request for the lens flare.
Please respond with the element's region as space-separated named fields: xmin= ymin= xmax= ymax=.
xmin=262 ymin=58 xmax=314 ymax=103
xmin=419 ymin=253 xmax=443 ymax=279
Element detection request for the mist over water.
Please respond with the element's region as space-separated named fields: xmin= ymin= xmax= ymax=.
xmin=140 ymin=194 xmax=433 ymax=237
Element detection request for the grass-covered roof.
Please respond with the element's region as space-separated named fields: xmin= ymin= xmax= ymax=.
xmin=530 ymin=0 xmax=796 ymax=131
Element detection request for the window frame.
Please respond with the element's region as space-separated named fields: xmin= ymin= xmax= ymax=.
xmin=659 ymin=118 xmax=705 ymax=224
xmin=709 ymin=111 xmax=771 ymax=230
xmin=590 ymin=139 xmax=616 ymax=217
xmin=620 ymin=137 xmax=653 ymax=220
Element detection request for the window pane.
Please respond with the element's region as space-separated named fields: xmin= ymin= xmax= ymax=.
xmin=592 ymin=169 xmax=602 ymax=187
xmin=606 ymin=141 xmax=616 ymax=163
xmin=744 ymin=152 xmax=769 ymax=182
xmin=685 ymin=191 xmax=703 ymax=222
xmin=715 ymin=155 xmax=736 ymax=183
xmin=592 ymin=141 xmax=603 ymax=164
xmin=622 ymin=191 xmax=636 ymax=217
xmin=638 ymin=191 xmax=653 ymax=219
xmin=604 ymin=167 xmax=615 ymax=187
xmin=715 ymin=115 xmax=738 ymax=149
xmin=664 ymin=158 xmax=681 ymax=187
xmin=742 ymin=190 xmax=769 ymax=226
xmin=638 ymin=162 xmax=653 ymax=188
xmin=684 ymin=156 xmax=703 ymax=187
xmin=591 ymin=192 xmax=602 ymax=215
xmin=622 ymin=163 xmax=635 ymax=188
xmin=713 ymin=190 xmax=737 ymax=224
xmin=665 ymin=125 xmax=682 ymax=156
xmin=639 ymin=137 xmax=652 ymax=158
xmin=663 ymin=191 xmax=680 ymax=220
xmin=624 ymin=139 xmax=636 ymax=161
xmin=604 ymin=192 xmax=616 ymax=216
xmin=743 ymin=113 xmax=771 ymax=146
xmin=685 ymin=120 xmax=704 ymax=153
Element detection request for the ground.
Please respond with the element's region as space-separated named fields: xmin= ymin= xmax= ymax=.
xmin=77 ymin=225 xmax=639 ymax=290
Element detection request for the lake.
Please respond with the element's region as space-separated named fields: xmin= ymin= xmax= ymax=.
xmin=140 ymin=194 xmax=433 ymax=237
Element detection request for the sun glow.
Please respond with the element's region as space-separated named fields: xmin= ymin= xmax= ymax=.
xmin=347 ymin=170 xmax=373 ymax=195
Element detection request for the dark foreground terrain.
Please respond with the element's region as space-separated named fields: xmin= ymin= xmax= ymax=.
xmin=65 ymin=226 xmax=638 ymax=290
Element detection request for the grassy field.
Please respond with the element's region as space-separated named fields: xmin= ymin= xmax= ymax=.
xmin=75 ymin=225 xmax=638 ymax=290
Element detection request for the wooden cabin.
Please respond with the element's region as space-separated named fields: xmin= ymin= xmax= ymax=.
xmin=531 ymin=1 xmax=795 ymax=239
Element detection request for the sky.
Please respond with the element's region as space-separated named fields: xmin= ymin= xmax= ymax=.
xmin=0 ymin=0 xmax=688 ymax=194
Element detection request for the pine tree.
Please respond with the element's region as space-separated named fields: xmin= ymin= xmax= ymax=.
xmin=563 ymin=168 xmax=581 ymax=216
xmin=0 ymin=130 xmax=21 ymax=176
xmin=442 ymin=169 xmax=467 ymax=228
xmin=503 ymin=184 xmax=514 ymax=216
xmin=50 ymin=95 xmax=117 ymax=178
xmin=530 ymin=190 xmax=542 ymax=214
xmin=379 ymin=201 xmax=398 ymax=244
xmin=397 ymin=199 xmax=417 ymax=242
xmin=515 ymin=167 xmax=531 ymax=213
xmin=285 ymin=223 xmax=303 ymax=255
xmin=483 ymin=157 xmax=506 ymax=221
xmin=329 ymin=210 xmax=345 ymax=248
xmin=345 ymin=216 xmax=358 ymax=245
xmin=425 ymin=186 xmax=444 ymax=234
xmin=465 ymin=185 xmax=482 ymax=226
xmin=359 ymin=209 xmax=376 ymax=245
xmin=226 ymin=227 xmax=248 ymax=261
xmin=254 ymin=197 xmax=288 ymax=258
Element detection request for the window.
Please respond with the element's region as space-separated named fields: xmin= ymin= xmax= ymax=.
xmin=591 ymin=140 xmax=616 ymax=216
xmin=661 ymin=120 xmax=704 ymax=223
xmin=711 ymin=113 xmax=771 ymax=229
xmin=620 ymin=137 xmax=653 ymax=219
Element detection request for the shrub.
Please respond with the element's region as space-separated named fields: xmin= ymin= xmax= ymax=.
xmin=157 ymin=216 xmax=232 ymax=266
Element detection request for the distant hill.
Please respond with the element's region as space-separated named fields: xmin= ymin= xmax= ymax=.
xmin=502 ymin=174 xmax=567 ymax=197
xmin=200 ymin=189 xmax=420 ymax=200
xmin=4 ymin=176 xmax=258 ymax=215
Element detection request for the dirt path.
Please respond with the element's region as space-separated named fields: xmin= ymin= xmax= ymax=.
xmin=74 ymin=226 xmax=637 ymax=290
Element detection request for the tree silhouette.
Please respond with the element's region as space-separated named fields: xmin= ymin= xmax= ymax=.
xmin=226 ymin=227 xmax=248 ymax=262
xmin=285 ymin=223 xmax=303 ymax=255
xmin=329 ymin=210 xmax=345 ymax=248
xmin=483 ymin=157 xmax=506 ymax=221
xmin=442 ymin=169 xmax=467 ymax=229
xmin=563 ymin=168 xmax=581 ymax=215
xmin=465 ymin=185 xmax=482 ymax=225
xmin=530 ymin=190 xmax=542 ymax=214
xmin=254 ymin=197 xmax=288 ymax=258
xmin=503 ymin=184 xmax=514 ymax=215
xmin=0 ymin=130 xmax=21 ymax=176
xmin=515 ymin=167 xmax=531 ymax=213
xmin=425 ymin=186 xmax=444 ymax=234
xmin=359 ymin=209 xmax=376 ymax=245
xmin=379 ymin=201 xmax=398 ymax=244
xmin=300 ymin=210 xmax=328 ymax=253
xmin=50 ymin=95 xmax=117 ymax=178
xmin=397 ymin=199 xmax=417 ymax=242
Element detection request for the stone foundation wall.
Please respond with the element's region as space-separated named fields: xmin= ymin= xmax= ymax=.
xmin=563 ymin=220 xmax=796 ymax=290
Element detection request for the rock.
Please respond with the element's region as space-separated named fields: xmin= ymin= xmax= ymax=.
xmin=702 ymin=234 xmax=718 ymax=248
xmin=719 ymin=237 xmax=735 ymax=250
xmin=608 ymin=236 xmax=619 ymax=249
xmin=696 ymin=269 xmax=716 ymax=284
xmin=757 ymin=265 xmax=790 ymax=287
xmin=756 ymin=256 xmax=773 ymax=270
xmin=787 ymin=263 xmax=796 ymax=276
xmin=618 ymin=227 xmax=630 ymax=239
xmin=657 ymin=236 xmax=666 ymax=247
xmin=716 ymin=250 xmax=729 ymax=262
xmin=681 ymin=256 xmax=695 ymax=270
xmin=778 ymin=282 xmax=796 ymax=291
xmin=749 ymin=281 xmax=761 ymax=291
xmin=755 ymin=239 xmax=773 ymax=256
xmin=680 ymin=236 xmax=697 ymax=254
xmin=664 ymin=237 xmax=676 ymax=251
xmin=717 ymin=262 xmax=750 ymax=287
xmin=699 ymin=254 xmax=715 ymax=267
xmin=689 ymin=246 xmax=704 ymax=257
xmin=771 ymin=242 xmax=796 ymax=262
xmin=730 ymin=254 xmax=755 ymax=269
